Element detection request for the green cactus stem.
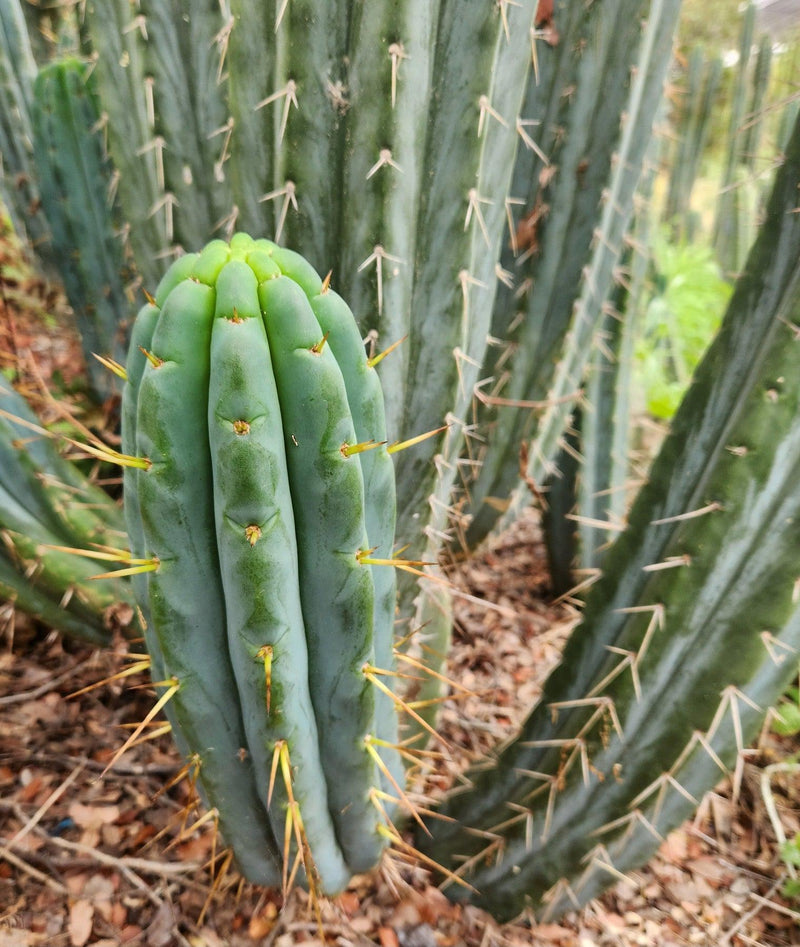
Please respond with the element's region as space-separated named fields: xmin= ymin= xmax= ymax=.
xmin=82 ymin=0 xmax=170 ymax=292
xmin=123 ymin=233 xmax=400 ymax=890
xmin=464 ymin=0 xmax=681 ymax=547
xmin=31 ymin=58 xmax=133 ymax=400
xmin=420 ymin=109 xmax=800 ymax=922
xmin=0 ymin=0 xmax=51 ymax=260
xmin=0 ymin=380 xmax=136 ymax=646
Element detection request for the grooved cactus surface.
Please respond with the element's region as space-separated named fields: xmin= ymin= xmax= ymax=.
xmin=122 ymin=233 xmax=399 ymax=891
xmin=0 ymin=381 xmax=135 ymax=646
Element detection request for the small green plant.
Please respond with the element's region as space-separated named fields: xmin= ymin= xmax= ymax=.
xmin=779 ymin=835 xmax=800 ymax=899
xmin=636 ymin=234 xmax=732 ymax=419
xmin=772 ymin=685 xmax=800 ymax=738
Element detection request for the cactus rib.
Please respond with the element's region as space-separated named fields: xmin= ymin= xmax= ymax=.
xmin=124 ymin=233 xmax=398 ymax=888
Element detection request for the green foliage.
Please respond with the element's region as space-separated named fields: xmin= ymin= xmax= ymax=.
xmin=772 ymin=686 xmax=800 ymax=737
xmin=779 ymin=835 xmax=800 ymax=899
xmin=636 ymin=234 xmax=732 ymax=419
xmin=675 ymin=0 xmax=741 ymax=55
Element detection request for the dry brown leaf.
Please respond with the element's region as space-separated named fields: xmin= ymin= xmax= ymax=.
xmin=336 ymin=890 xmax=360 ymax=916
xmin=659 ymin=829 xmax=688 ymax=865
xmin=378 ymin=927 xmax=400 ymax=947
xmin=68 ymin=803 xmax=120 ymax=830
xmin=531 ymin=922 xmax=575 ymax=943
xmin=248 ymin=902 xmax=277 ymax=939
xmin=0 ymin=932 xmax=44 ymax=947
xmin=145 ymin=901 xmax=176 ymax=947
xmin=68 ymin=899 xmax=93 ymax=947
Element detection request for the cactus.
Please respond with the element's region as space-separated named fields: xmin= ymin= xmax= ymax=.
xmin=420 ymin=107 xmax=800 ymax=921
xmin=122 ymin=233 xmax=400 ymax=891
xmin=100 ymin=0 xmax=233 ymax=253
xmin=6 ymin=0 xmax=800 ymax=925
xmin=664 ymin=47 xmax=723 ymax=239
xmin=1 ymin=0 xmax=681 ymax=621
xmin=463 ymin=0 xmax=681 ymax=547
xmin=712 ymin=2 xmax=757 ymax=276
xmin=740 ymin=32 xmax=772 ymax=171
xmin=31 ymin=58 xmax=133 ymax=400
xmin=574 ymin=155 xmax=658 ymax=575
xmin=0 ymin=380 xmax=135 ymax=645
xmin=0 ymin=0 xmax=51 ymax=259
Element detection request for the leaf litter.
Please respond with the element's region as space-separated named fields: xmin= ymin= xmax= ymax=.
xmin=1 ymin=513 xmax=798 ymax=946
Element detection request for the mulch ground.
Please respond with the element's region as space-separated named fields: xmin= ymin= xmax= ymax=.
xmin=1 ymin=220 xmax=800 ymax=947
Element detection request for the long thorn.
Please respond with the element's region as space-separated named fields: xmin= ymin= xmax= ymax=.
xmin=367 ymin=335 xmax=408 ymax=369
xmin=340 ymin=438 xmax=386 ymax=458
xmin=92 ymin=353 xmax=128 ymax=381
xmin=91 ymin=561 xmax=160 ymax=580
xmin=67 ymin=658 xmax=151 ymax=698
xmin=387 ymin=424 xmax=448 ymax=455
xmin=378 ymin=824 xmax=476 ymax=892
xmin=364 ymin=737 xmax=429 ymax=835
xmin=363 ymin=667 xmax=449 ymax=749
xmin=200 ymin=846 xmax=232 ymax=925
xmin=257 ymin=645 xmax=273 ymax=715
xmin=102 ymin=679 xmax=179 ymax=775
xmin=394 ymin=651 xmax=472 ymax=694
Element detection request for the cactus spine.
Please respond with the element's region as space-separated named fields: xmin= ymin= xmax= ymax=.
xmin=123 ymin=233 xmax=399 ymax=890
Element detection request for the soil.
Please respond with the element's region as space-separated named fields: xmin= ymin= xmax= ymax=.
xmin=1 ymin=226 xmax=799 ymax=947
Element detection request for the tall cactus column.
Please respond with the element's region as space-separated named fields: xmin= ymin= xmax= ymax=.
xmin=420 ymin=111 xmax=800 ymax=922
xmin=123 ymin=233 xmax=400 ymax=891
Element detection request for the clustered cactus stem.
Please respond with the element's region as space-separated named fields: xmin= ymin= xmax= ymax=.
xmin=122 ymin=233 xmax=402 ymax=891
xmin=0 ymin=382 xmax=136 ymax=645
xmin=5 ymin=0 xmax=800 ymax=927
xmin=419 ymin=109 xmax=800 ymax=921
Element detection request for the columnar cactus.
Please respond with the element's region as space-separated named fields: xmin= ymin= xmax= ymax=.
xmin=420 ymin=109 xmax=800 ymax=921
xmin=122 ymin=233 xmax=400 ymax=891
xmin=0 ymin=0 xmax=51 ymax=260
xmin=32 ymin=58 xmax=132 ymax=399
xmin=1 ymin=0 xmax=682 ymax=614
xmin=0 ymin=381 xmax=136 ymax=645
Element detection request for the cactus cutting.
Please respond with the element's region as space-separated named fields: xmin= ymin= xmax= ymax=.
xmin=122 ymin=233 xmax=401 ymax=892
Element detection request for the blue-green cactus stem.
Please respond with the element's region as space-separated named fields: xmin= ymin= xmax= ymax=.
xmin=311 ymin=285 xmax=402 ymax=798
xmin=125 ymin=234 xmax=400 ymax=887
xmin=82 ymin=0 xmax=168 ymax=291
xmin=0 ymin=381 xmax=136 ymax=645
xmin=0 ymin=0 xmax=51 ymax=257
xmin=208 ymin=249 xmax=351 ymax=893
xmin=32 ymin=58 xmax=133 ymax=400
xmin=257 ymin=264 xmax=383 ymax=873
xmin=133 ymin=270 xmax=283 ymax=886
xmin=421 ymin=108 xmax=800 ymax=922
xmin=135 ymin=1 xmax=233 ymax=250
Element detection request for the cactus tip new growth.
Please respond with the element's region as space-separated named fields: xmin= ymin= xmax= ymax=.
xmin=122 ymin=233 xmax=401 ymax=891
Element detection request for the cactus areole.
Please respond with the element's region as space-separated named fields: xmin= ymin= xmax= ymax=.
xmin=122 ymin=233 xmax=400 ymax=893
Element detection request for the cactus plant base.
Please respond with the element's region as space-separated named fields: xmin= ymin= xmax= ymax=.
xmin=2 ymin=517 xmax=792 ymax=944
